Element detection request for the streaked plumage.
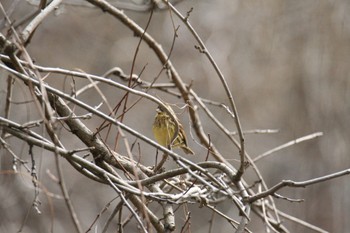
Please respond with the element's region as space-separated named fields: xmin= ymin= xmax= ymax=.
xmin=152 ymin=104 xmax=194 ymax=155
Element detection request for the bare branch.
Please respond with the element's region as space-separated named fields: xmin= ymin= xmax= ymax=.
xmin=253 ymin=132 xmax=324 ymax=163
xmin=248 ymin=169 xmax=350 ymax=203
xmin=21 ymin=0 xmax=62 ymax=43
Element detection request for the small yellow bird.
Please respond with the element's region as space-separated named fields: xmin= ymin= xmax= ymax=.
xmin=152 ymin=104 xmax=194 ymax=155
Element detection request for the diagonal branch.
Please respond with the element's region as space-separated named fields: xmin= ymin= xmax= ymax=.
xmin=248 ymin=169 xmax=350 ymax=203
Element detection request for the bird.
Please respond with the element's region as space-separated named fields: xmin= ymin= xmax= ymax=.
xmin=152 ymin=103 xmax=194 ymax=155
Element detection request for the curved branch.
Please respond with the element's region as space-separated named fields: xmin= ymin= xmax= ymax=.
xmin=163 ymin=0 xmax=246 ymax=180
xmin=248 ymin=169 xmax=350 ymax=203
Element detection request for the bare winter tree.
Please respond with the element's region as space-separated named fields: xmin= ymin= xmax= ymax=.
xmin=0 ymin=1 xmax=349 ymax=232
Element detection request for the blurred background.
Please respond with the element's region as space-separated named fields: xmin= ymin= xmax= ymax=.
xmin=1 ymin=0 xmax=349 ymax=232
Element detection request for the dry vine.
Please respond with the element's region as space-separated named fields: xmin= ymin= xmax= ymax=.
xmin=0 ymin=1 xmax=348 ymax=233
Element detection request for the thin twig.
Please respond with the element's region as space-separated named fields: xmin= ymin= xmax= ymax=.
xmin=253 ymin=132 xmax=323 ymax=163
xmin=248 ymin=169 xmax=350 ymax=203
xmin=163 ymin=1 xmax=246 ymax=181
xmin=103 ymin=173 xmax=148 ymax=233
